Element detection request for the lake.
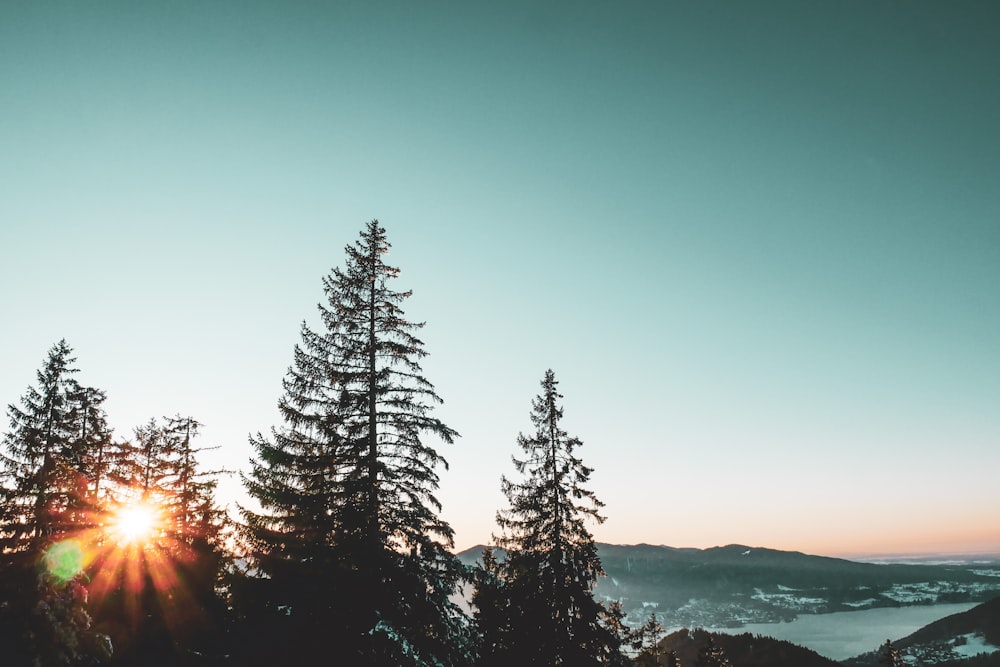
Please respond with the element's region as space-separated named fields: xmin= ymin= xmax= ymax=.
xmin=708 ymin=602 xmax=979 ymax=660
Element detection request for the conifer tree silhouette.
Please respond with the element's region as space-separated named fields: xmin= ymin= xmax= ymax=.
xmin=240 ymin=220 xmax=470 ymax=666
xmin=0 ymin=341 xmax=111 ymax=665
xmin=482 ymin=369 xmax=624 ymax=666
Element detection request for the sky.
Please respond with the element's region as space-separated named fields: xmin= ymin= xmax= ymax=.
xmin=1 ymin=1 xmax=998 ymax=559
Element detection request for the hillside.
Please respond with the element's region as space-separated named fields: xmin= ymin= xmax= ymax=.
xmin=458 ymin=544 xmax=1000 ymax=627
xmin=598 ymin=544 xmax=1000 ymax=627
xmin=845 ymin=596 xmax=1000 ymax=667
xmin=655 ymin=627 xmax=840 ymax=667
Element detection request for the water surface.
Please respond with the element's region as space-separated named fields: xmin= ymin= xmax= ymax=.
xmin=709 ymin=603 xmax=978 ymax=660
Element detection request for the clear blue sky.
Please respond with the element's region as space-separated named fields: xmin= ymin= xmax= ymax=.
xmin=2 ymin=1 xmax=998 ymax=557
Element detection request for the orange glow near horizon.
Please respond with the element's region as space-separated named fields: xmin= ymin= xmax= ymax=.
xmin=577 ymin=507 xmax=1000 ymax=561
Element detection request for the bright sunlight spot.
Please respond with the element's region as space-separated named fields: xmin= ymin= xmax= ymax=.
xmin=111 ymin=502 xmax=159 ymax=544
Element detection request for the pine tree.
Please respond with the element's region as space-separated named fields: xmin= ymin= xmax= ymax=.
xmin=132 ymin=418 xmax=172 ymax=500
xmin=696 ymin=635 xmax=731 ymax=667
xmin=62 ymin=384 xmax=117 ymax=543
xmin=486 ymin=369 xmax=625 ymax=666
xmin=158 ymin=415 xmax=230 ymax=662
xmin=67 ymin=385 xmax=114 ymax=501
xmin=878 ymin=639 xmax=903 ymax=667
xmin=88 ymin=414 xmax=231 ymax=666
xmin=159 ymin=415 xmax=227 ymax=548
xmin=634 ymin=611 xmax=666 ymax=666
xmin=239 ymin=220 xmax=470 ymax=666
xmin=0 ymin=341 xmax=111 ymax=666
xmin=90 ymin=433 xmax=142 ymax=510
xmin=600 ymin=600 xmax=637 ymax=667
xmin=1 ymin=340 xmax=85 ymax=545
xmin=470 ymin=546 xmax=507 ymax=667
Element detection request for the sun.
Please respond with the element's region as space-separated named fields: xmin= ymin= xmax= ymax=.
xmin=111 ymin=502 xmax=159 ymax=544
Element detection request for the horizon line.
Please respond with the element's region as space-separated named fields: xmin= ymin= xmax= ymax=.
xmin=452 ymin=541 xmax=1000 ymax=562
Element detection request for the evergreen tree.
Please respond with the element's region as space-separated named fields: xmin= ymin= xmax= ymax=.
xmin=878 ymin=639 xmax=903 ymax=667
xmin=1 ymin=340 xmax=86 ymax=545
xmin=239 ymin=220 xmax=469 ymax=666
xmin=485 ymin=369 xmax=625 ymax=666
xmin=599 ymin=600 xmax=636 ymax=667
xmin=696 ymin=635 xmax=731 ymax=667
xmin=159 ymin=415 xmax=227 ymax=549
xmin=634 ymin=611 xmax=666 ymax=666
xmin=68 ymin=385 xmax=114 ymax=501
xmin=88 ymin=415 xmax=230 ymax=666
xmin=132 ymin=419 xmax=172 ymax=501
xmin=0 ymin=341 xmax=111 ymax=665
xmin=63 ymin=385 xmax=116 ymax=541
xmin=90 ymin=432 xmax=142 ymax=510
xmin=157 ymin=415 xmax=230 ymax=662
xmin=470 ymin=546 xmax=506 ymax=667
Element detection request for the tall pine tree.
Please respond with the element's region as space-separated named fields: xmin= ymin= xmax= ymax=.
xmin=0 ymin=341 xmax=112 ymax=666
xmin=239 ymin=220 xmax=470 ymax=666
xmin=1 ymin=340 xmax=86 ymax=545
xmin=483 ymin=369 xmax=625 ymax=666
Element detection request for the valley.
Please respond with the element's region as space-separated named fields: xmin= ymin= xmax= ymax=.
xmin=590 ymin=543 xmax=1000 ymax=628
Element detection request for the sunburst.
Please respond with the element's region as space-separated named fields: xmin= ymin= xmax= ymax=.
xmin=110 ymin=501 xmax=160 ymax=545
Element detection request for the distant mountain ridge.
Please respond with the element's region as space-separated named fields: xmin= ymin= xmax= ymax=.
xmin=457 ymin=543 xmax=1000 ymax=628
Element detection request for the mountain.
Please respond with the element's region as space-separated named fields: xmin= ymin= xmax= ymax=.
xmin=457 ymin=543 xmax=1000 ymax=628
xmin=597 ymin=543 xmax=1000 ymax=626
xmin=655 ymin=627 xmax=840 ymax=667
xmin=845 ymin=596 xmax=1000 ymax=667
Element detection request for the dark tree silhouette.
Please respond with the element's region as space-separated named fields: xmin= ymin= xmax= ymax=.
xmin=69 ymin=384 xmax=115 ymax=503
xmin=878 ymin=639 xmax=904 ymax=667
xmin=239 ymin=220 xmax=470 ymax=666
xmin=160 ymin=415 xmax=227 ymax=549
xmin=2 ymin=340 xmax=87 ymax=543
xmin=696 ymin=635 xmax=732 ymax=667
xmin=634 ymin=611 xmax=667 ymax=666
xmin=133 ymin=418 xmax=173 ymax=500
xmin=482 ymin=369 xmax=625 ymax=666
xmin=600 ymin=600 xmax=637 ymax=667
xmin=0 ymin=341 xmax=111 ymax=666
xmin=88 ymin=414 xmax=230 ymax=666
xmin=471 ymin=546 xmax=507 ymax=667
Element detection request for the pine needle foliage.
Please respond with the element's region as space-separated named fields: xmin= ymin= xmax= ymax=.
xmin=239 ymin=220 xmax=470 ymax=666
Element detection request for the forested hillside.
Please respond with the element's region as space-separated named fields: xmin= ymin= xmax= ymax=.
xmin=656 ymin=628 xmax=841 ymax=667
xmin=596 ymin=544 xmax=1000 ymax=626
xmin=845 ymin=597 xmax=1000 ymax=667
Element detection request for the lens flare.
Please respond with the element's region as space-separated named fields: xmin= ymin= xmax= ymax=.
xmin=44 ymin=539 xmax=85 ymax=584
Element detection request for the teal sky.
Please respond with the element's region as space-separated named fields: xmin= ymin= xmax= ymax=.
xmin=2 ymin=1 xmax=998 ymax=557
